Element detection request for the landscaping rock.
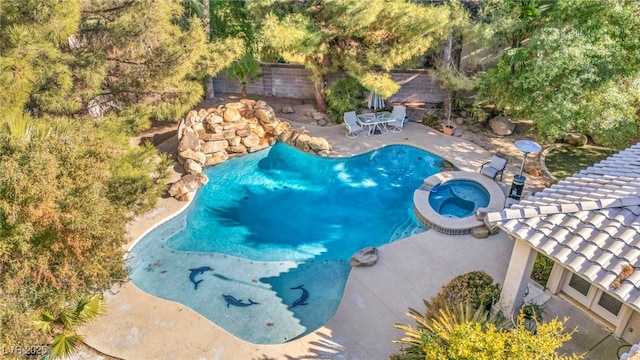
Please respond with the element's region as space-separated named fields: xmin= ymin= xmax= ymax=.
xmin=483 ymin=216 xmax=501 ymax=235
xmin=241 ymin=134 xmax=261 ymax=148
xmin=183 ymin=158 xmax=202 ymax=174
xmin=172 ymin=101 xmax=333 ymax=200
xmin=204 ymin=113 xmax=224 ymax=125
xmin=168 ymin=173 xmax=209 ymax=201
xmin=205 ymin=150 xmax=229 ymax=165
xmin=308 ymin=136 xmax=331 ymax=153
xmin=200 ymin=140 xmax=228 ymax=154
xmin=255 ymin=105 xmax=278 ymax=125
xmin=489 ymin=115 xmax=515 ymax=136
xmin=178 ymin=148 xmax=206 ymax=165
xmin=223 ymin=107 xmax=242 ymax=122
xmin=564 ymin=133 xmax=588 ymax=147
xmin=472 ymin=226 xmax=490 ymax=239
xmin=178 ymin=128 xmax=200 ymax=152
xmin=351 ymin=246 xmax=379 ymax=267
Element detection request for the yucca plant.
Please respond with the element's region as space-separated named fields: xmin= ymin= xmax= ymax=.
xmin=33 ymin=295 xmax=106 ymax=359
xmin=394 ymin=300 xmax=507 ymax=351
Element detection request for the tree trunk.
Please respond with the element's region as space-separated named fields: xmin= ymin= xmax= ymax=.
xmin=313 ymin=78 xmax=326 ymax=112
xmin=203 ymin=0 xmax=214 ymax=99
xmin=203 ymin=0 xmax=210 ymax=40
xmin=241 ymin=83 xmax=247 ymax=99
xmin=442 ymin=33 xmax=453 ymax=125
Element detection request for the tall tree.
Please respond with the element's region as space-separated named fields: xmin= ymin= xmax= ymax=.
xmin=257 ymin=0 xmax=451 ymax=111
xmin=476 ymin=0 xmax=640 ymax=149
xmin=77 ymin=0 xmax=241 ymax=126
xmin=1 ymin=0 xmax=242 ymax=129
xmin=0 ymin=0 xmax=240 ymax=353
xmin=210 ymin=0 xmax=255 ymax=50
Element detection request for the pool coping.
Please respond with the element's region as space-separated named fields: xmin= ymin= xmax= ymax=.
xmin=414 ymin=171 xmax=506 ymax=235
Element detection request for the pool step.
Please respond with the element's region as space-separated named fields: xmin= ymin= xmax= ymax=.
xmin=389 ymin=215 xmax=426 ymax=242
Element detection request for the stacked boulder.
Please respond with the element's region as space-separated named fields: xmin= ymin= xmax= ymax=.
xmin=168 ymin=99 xmax=332 ymax=201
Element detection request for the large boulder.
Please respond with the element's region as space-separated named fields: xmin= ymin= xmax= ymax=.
xmin=255 ymin=105 xmax=278 ymax=125
xmin=178 ymin=148 xmax=206 ymax=165
xmin=182 ymin=158 xmax=202 ymax=174
xmin=223 ymin=107 xmax=242 ymax=123
xmin=241 ymin=134 xmax=261 ymax=148
xmin=228 ymin=144 xmax=248 ymax=154
xmin=488 ymin=115 xmax=515 ymax=136
xmin=293 ymin=133 xmax=312 ymax=152
xmin=248 ymin=139 xmax=270 ymax=153
xmin=471 ymin=226 xmax=490 ymax=239
xmin=225 ymin=101 xmax=247 ymax=110
xmin=351 ymin=247 xmax=379 ymax=267
xmin=200 ymin=140 xmax=228 ymax=154
xmin=168 ymin=173 xmax=209 ymax=201
xmin=564 ymin=133 xmax=588 ymax=147
xmin=178 ymin=128 xmax=200 ymax=152
xmin=205 ymin=150 xmax=229 ymax=166
xmin=272 ymin=121 xmax=291 ymax=136
xmin=197 ymin=108 xmax=209 ymax=120
xmin=204 ymin=113 xmax=224 ymax=125
xmin=309 ymin=137 xmax=331 ymax=153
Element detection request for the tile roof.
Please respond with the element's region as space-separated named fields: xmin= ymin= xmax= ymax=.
xmin=487 ymin=143 xmax=640 ymax=311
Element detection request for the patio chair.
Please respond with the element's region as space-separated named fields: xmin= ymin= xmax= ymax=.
xmin=479 ymin=155 xmax=508 ymax=181
xmin=344 ymin=111 xmax=363 ymax=138
xmin=388 ymin=106 xmax=407 ymax=133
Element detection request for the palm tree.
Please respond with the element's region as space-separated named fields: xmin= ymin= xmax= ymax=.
xmin=225 ymin=53 xmax=262 ymax=98
xmin=33 ymin=295 xmax=106 ymax=359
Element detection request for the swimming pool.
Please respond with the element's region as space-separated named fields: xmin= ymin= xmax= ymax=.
xmin=127 ymin=142 xmax=448 ymax=344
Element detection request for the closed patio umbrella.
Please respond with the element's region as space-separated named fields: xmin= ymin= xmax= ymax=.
xmin=367 ymin=91 xmax=385 ymax=112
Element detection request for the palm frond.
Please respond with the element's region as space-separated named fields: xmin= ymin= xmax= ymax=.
xmin=75 ymin=295 xmax=106 ymax=324
xmin=33 ymin=311 xmax=56 ymax=335
xmin=50 ymin=333 xmax=83 ymax=358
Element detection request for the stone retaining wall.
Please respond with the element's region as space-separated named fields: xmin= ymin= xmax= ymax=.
xmin=168 ymin=99 xmax=332 ymax=201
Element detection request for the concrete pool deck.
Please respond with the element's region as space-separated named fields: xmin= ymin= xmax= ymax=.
xmin=80 ymin=122 xmax=627 ymax=359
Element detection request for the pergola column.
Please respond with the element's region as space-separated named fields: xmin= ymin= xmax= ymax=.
xmin=498 ymin=238 xmax=538 ymax=315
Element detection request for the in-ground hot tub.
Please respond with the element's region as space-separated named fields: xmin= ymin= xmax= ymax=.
xmin=428 ymin=180 xmax=490 ymax=218
xmin=414 ymin=171 xmax=506 ymax=235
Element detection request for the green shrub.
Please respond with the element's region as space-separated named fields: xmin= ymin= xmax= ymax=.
xmin=427 ymin=271 xmax=501 ymax=320
xmin=468 ymin=105 xmax=489 ymax=123
xmin=522 ymin=302 xmax=545 ymax=321
xmin=531 ymin=253 xmax=554 ymax=286
xmin=325 ymin=77 xmax=367 ymax=123
xmin=421 ymin=114 xmax=441 ymax=128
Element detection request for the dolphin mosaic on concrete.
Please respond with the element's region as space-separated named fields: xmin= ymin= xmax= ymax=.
xmin=289 ymin=284 xmax=309 ymax=308
xmin=222 ymin=294 xmax=259 ymax=308
xmin=188 ymin=266 xmax=213 ymax=289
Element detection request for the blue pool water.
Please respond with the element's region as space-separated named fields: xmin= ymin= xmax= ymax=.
xmin=428 ymin=180 xmax=490 ymax=218
xmin=128 ymin=142 xmax=449 ymax=344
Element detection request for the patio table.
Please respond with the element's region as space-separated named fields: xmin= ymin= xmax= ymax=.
xmin=357 ymin=111 xmax=395 ymax=136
